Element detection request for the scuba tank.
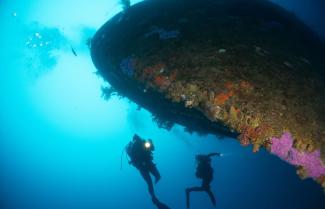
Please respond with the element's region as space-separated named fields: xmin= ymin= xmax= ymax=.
xmin=195 ymin=155 xmax=213 ymax=179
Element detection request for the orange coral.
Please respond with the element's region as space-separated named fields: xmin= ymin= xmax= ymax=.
xmin=213 ymin=81 xmax=252 ymax=105
xmin=224 ymin=82 xmax=234 ymax=90
xmin=255 ymin=124 xmax=271 ymax=136
xmin=142 ymin=63 xmax=166 ymax=79
xmin=154 ymin=75 xmax=167 ymax=86
xmin=238 ymin=124 xmax=271 ymax=148
xmin=240 ymin=80 xmax=253 ymax=90
xmin=169 ymin=70 xmax=178 ymax=81
xmin=214 ymin=90 xmax=234 ymax=105
xmin=238 ymin=131 xmax=250 ymax=146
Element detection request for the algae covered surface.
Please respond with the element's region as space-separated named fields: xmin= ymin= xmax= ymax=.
xmin=91 ymin=0 xmax=325 ymax=189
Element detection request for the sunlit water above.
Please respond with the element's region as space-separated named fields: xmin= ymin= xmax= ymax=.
xmin=1 ymin=1 xmax=325 ymax=209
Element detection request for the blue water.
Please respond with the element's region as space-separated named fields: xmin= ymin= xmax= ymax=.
xmin=1 ymin=1 xmax=325 ymax=209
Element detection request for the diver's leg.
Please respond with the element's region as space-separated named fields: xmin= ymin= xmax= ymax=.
xmin=187 ymin=186 xmax=205 ymax=192
xmin=185 ymin=188 xmax=190 ymax=209
xmin=139 ymin=169 xmax=156 ymax=198
xmin=185 ymin=188 xmax=191 ymax=209
xmin=205 ymin=188 xmax=216 ymax=207
xmin=149 ymin=164 xmax=161 ymax=184
xmin=185 ymin=186 xmax=205 ymax=209
xmin=152 ymin=196 xmax=171 ymax=209
xmin=202 ymin=178 xmax=216 ymax=207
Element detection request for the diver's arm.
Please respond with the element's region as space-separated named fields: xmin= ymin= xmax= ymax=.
xmin=207 ymin=152 xmax=222 ymax=157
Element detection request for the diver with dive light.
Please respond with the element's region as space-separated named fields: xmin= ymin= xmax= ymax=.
xmin=126 ymin=134 xmax=170 ymax=209
xmin=185 ymin=152 xmax=222 ymax=209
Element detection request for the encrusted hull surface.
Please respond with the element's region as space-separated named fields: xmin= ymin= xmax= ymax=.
xmin=91 ymin=0 xmax=325 ymax=189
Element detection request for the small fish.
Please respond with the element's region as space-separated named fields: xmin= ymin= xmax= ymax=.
xmin=71 ymin=46 xmax=77 ymax=56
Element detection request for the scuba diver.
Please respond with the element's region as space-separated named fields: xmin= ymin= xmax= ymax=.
xmin=126 ymin=134 xmax=170 ymax=209
xmin=185 ymin=152 xmax=222 ymax=209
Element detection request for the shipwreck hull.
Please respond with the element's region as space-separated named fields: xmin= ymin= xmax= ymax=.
xmin=91 ymin=0 xmax=325 ymax=189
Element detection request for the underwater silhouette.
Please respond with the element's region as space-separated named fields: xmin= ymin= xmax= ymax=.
xmin=186 ymin=153 xmax=222 ymax=209
xmin=126 ymin=134 xmax=170 ymax=209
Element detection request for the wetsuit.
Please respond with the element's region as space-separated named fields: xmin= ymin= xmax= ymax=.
xmin=186 ymin=153 xmax=221 ymax=209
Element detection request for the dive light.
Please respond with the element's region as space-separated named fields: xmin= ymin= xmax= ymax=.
xmin=144 ymin=141 xmax=151 ymax=149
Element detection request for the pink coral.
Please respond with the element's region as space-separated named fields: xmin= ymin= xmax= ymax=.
xmin=271 ymin=132 xmax=325 ymax=179
xmin=289 ymin=149 xmax=325 ymax=178
xmin=270 ymin=132 xmax=293 ymax=160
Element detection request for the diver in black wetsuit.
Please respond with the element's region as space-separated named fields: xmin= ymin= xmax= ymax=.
xmin=126 ymin=134 xmax=170 ymax=209
xmin=186 ymin=153 xmax=222 ymax=209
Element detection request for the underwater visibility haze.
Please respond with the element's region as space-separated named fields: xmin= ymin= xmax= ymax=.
xmin=1 ymin=0 xmax=325 ymax=209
